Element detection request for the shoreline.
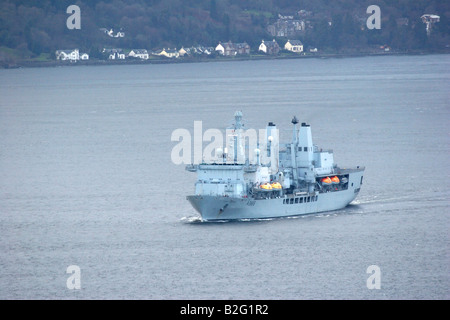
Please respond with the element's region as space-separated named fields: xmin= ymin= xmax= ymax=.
xmin=1 ymin=49 xmax=448 ymax=69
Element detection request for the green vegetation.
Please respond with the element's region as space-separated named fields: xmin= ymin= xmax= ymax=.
xmin=0 ymin=0 xmax=449 ymax=66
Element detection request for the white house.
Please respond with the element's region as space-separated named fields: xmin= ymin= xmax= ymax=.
xmin=55 ymin=49 xmax=79 ymax=61
xmin=215 ymin=41 xmax=250 ymax=56
xmin=111 ymin=52 xmax=125 ymax=59
xmin=103 ymin=48 xmax=126 ymax=60
xmin=55 ymin=49 xmax=89 ymax=61
xmin=158 ymin=48 xmax=180 ymax=58
xmin=128 ymin=49 xmax=149 ymax=60
xmin=215 ymin=42 xmax=229 ymax=55
xmin=258 ymin=40 xmax=280 ymax=55
xmin=200 ymin=47 xmax=214 ymax=55
xmin=421 ymin=14 xmax=440 ymax=35
xmin=284 ymin=40 xmax=303 ymax=53
xmin=100 ymin=28 xmax=125 ymax=38
xmin=179 ymin=47 xmax=188 ymax=57
xmin=179 ymin=46 xmax=214 ymax=57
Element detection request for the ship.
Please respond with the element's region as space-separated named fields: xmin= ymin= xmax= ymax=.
xmin=186 ymin=111 xmax=364 ymax=221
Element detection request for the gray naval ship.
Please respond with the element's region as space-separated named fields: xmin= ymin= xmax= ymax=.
xmin=186 ymin=111 xmax=364 ymax=221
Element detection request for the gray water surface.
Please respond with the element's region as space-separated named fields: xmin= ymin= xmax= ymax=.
xmin=0 ymin=54 xmax=449 ymax=299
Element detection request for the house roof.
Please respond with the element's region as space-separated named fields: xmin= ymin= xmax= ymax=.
xmin=421 ymin=14 xmax=440 ymax=19
xmin=56 ymin=49 xmax=78 ymax=54
xmin=217 ymin=42 xmax=249 ymax=50
xmin=261 ymin=40 xmax=279 ymax=47
xmin=287 ymin=40 xmax=303 ymax=46
xmin=164 ymin=49 xmax=179 ymax=54
xmin=222 ymin=42 xmax=235 ymax=49
xmin=235 ymin=42 xmax=250 ymax=49
xmin=131 ymin=49 xmax=148 ymax=54
xmin=103 ymin=48 xmax=124 ymax=53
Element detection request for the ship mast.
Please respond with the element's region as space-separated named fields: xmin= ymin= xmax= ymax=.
xmin=229 ymin=111 xmax=244 ymax=163
xmin=232 ymin=111 xmax=243 ymax=163
xmin=291 ymin=116 xmax=299 ymax=188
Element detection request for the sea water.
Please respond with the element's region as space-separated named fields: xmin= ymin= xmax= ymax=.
xmin=0 ymin=54 xmax=449 ymax=299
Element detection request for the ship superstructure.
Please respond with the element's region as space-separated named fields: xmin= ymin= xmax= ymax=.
xmin=186 ymin=111 xmax=364 ymax=221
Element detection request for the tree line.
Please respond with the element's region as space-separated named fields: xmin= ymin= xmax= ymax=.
xmin=0 ymin=0 xmax=448 ymax=62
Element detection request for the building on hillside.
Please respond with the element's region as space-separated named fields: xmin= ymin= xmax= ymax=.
xmin=421 ymin=14 xmax=440 ymax=35
xmin=179 ymin=47 xmax=188 ymax=56
xmin=267 ymin=17 xmax=305 ymax=37
xmin=157 ymin=48 xmax=180 ymax=58
xmin=215 ymin=41 xmax=250 ymax=56
xmin=284 ymin=40 xmax=303 ymax=53
xmin=128 ymin=49 xmax=149 ymax=60
xmin=55 ymin=49 xmax=89 ymax=61
xmin=103 ymin=48 xmax=126 ymax=60
xmin=55 ymin=49 xmax=79 ymax=61
xmin=100 ymin=28 xmax=125 ymax=38
xmin=258 ymin=40 xmax=280 ymax=55
xmin=179 ymin=46 xmax=214 ymax=56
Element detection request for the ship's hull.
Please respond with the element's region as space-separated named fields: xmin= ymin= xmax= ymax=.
xmin=187 ymin=170 xmax=364 ymax=221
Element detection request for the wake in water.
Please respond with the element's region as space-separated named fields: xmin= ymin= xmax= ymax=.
xmin=180 ymin=215 xmax=276 ymax=224
xmin=180 ymin=211 xmax=342 ymax=224
xmin=180 ymin=216 xmax=203 ymax=223
xmin=352 ymin=194 xmax=413 ymax=205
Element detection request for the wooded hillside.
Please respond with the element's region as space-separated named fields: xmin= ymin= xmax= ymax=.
xmin=1 ymin=0 xmax=449 ymax=62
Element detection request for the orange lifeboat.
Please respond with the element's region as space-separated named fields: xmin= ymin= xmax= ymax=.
xmin=260 ymin=183 xmax=272 ymax=190
xmin=321 ymin=177 xmax=332 ymax=185
xmin=331 ymin=176 xmax=340 ymax=184
xmin=271 ymin=182 xmax=282 ymax=189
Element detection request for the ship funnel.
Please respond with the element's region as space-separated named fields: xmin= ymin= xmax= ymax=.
xmin=265 ymin=122 xmax=279 ymax=174
xmin=227 ymin=111 xmax=245 ymax=163
xmin=297 ymin=122 xmax=314 ymax=182
xmin=291 ymin=115 xmax=299 ymax=144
